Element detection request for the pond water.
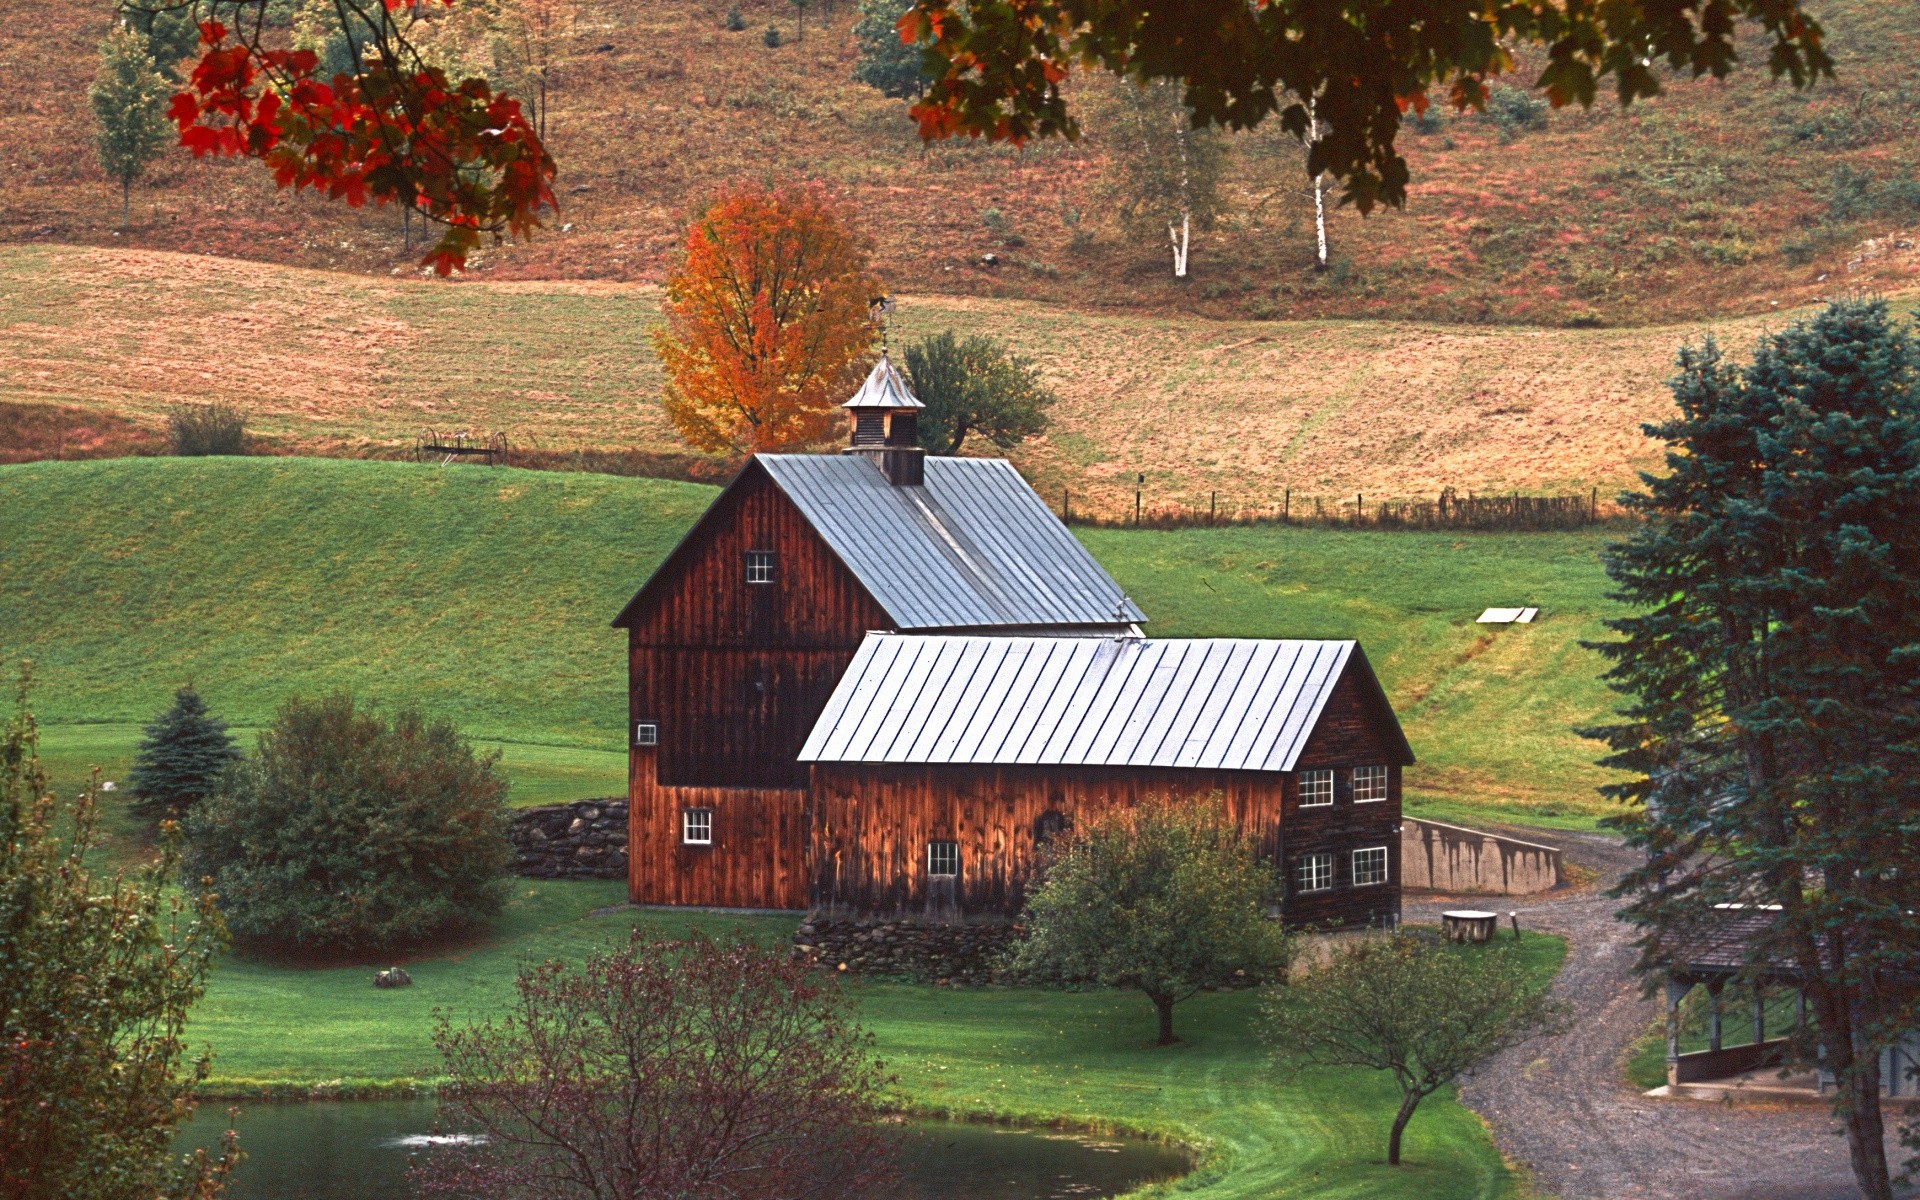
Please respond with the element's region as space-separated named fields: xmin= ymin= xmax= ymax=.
xmin=175 ymin=1099 xmax=1187 ymax=1200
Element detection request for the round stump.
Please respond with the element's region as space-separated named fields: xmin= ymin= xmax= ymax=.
xmin=1442 ymin=910 xmax=1499 ymax=944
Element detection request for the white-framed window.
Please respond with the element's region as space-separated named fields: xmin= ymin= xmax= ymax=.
xmin=1294 ymin=852 xmax=1333 ymax=893
xmin=927 ymin=840 xmax=960 ymax=877
xmin=682 ymin=808 xmax=713 ymax=846
xmin=1352 ymin=846 xmax=1389 ymax=886
xmin=633 ymin=721 xmax=659 ymax=747
xmin=1353 ymin=765 xmax=1389 ymax=803
xmin=745 ymin=550 xmax=776 ymax=584
xmin=1298 ymin=769 xmax=1334 ymax=807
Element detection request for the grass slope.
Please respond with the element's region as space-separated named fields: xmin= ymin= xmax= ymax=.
xmin=10 ymin=244 xmax=1901 ymax=512
xmin=6 ymin=0 xmax=1920 ymax=326
xmin=187 ymin=878 xmax=1565 ymax=1200
xmin=2 ymin=456 xmax=1627 ymax=826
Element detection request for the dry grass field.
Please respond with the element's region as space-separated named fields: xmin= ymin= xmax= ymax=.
xmin=6 ymin=243 xmax=1904 ymax=510
xmin=4 ymin=0 xmax=1919 ymax=326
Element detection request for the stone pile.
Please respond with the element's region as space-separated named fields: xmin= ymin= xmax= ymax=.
xmin=792 ymin=917 xmax=1022 ymax=986
xmin=509 ymin=798 xmax=629 ymax=880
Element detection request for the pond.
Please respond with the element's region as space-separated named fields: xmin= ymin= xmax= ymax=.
xmin=175 ymin=1099 xmax=1187 ymax=1200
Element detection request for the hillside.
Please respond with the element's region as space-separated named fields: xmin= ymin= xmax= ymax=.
xmin=0 ymin=456 xmax=1627 ymax=824
xmin=5 ymin=243 xmax=1885 ymax=512
xmin=6 ymin=0 xmax=1919 ymax=325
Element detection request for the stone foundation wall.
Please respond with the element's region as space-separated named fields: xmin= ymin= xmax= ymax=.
xmin=509 ymin=798 xmax=629 ymax=880
xmin=791 ymin=917 xmax=1020 ymax=985
xmin=1401 ymin=817 xmax=1563 ymax=894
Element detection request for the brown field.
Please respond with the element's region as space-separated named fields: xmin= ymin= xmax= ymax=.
xmin=9 ymin=243 xmax=1902 ymax=512
xmin=3 ymin=0 xmax=1918 ymax=326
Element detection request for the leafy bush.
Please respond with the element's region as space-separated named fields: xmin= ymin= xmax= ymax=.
xmin=1485 ymin=85 xmax=1548 ymax=141
xmin=185 ymin=693 xmax=512 ymax=957
xmin=166 ymin=401 xmax=248 ymax=456
xmin=126 ymin=684 xmax=239 ymax=818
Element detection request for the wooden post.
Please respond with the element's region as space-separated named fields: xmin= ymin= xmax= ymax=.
xmin=1063 ymin=487 xmax=1070 ymax=523
xmin=1591 ymin=485 xmax=1599 ymax=522
xmin=1210 ymin=491 xmax=1216 ymax=525
xmin=1135 ymin=473 xmax=1143 ymax=525
xmin=1707 ymin=980 xmax=1724 ymax=1053
xmin=1284 ymin=488 xmax=1290 ymax=522
xmin=1753 ymin=985 xmax=1766 ymax=1046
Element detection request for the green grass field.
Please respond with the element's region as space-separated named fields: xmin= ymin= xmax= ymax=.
xmin=1 ymin=455 xmax=1629 ymax=827
xmin=185 ymin=877 xmax=1563 ymax=1200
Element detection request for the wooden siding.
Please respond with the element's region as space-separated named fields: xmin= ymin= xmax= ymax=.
xmin=1281 ymin=667 xmax=1405 ymax=929
xmin=809 ymin=763 xmax=1286 ymax=919
xmin=628 ymin=745 xmax=810 ymax=909
xmin=625 ymin=464 xmax=893 ymax=790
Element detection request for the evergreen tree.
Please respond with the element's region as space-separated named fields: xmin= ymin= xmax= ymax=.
xmin=126 ymin=686 xmax=239 ymax=818
xmin=1590 ymin=298 xmax=1920 ymax=1200
xmin=852 ymin=0 xmax=928 ymax=100
xmin=903 ymin=331 xmax=1055 ymax=455
xmin=1 ymin=669 xmax=235 ymax=1200
xmin=123 ymin=7 xmax=201 ymax=79
xmin=90 ymin=26 xmax=171 ymax=231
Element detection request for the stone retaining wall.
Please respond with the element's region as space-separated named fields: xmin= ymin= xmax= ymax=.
xmin=509 ymin=798 xmax=629 ymax=880
xmin=1401 ymin=817 xmax=1563 ymax=894
xmin=791 ymin=917 xmax=1020 ymax=985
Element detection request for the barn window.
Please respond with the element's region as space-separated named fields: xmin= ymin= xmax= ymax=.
xmin=633 ymin=721 xmax=659 ymax=747
xmin=1294 ymin=852 xmax=1333 ymax=893
xmin=1298 ymin=769 xmax=1334 ymax=807
xmin=745 ymin=550 xmax=777 ymax=584
xmin=682 ymin=808 xmax=713 ymax=845
xmin=927 ymin=840 xmax=960 ymax=877
xmin=1353 ymin=765 xmax=1389 ymax=803
xmin=1352 ymin=846 xmax=1388 ymax=886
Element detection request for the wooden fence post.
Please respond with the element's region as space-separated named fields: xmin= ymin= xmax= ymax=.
xmin=1284 ymin=488 xmax=1290 ymax=522
xmin=1210 ymin=491 xmax=1216 ymax=526
xmin=1063 ymin=487 xmax=1070 ymax=523
xmin=1591 ymin=486 xmax=1599 ymax=523
xmin=1135 ymin=473 xmax=1143 ymax=526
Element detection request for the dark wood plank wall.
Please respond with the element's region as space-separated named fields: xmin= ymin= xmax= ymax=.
xmin=624 ymin=463 xmax=893 ymax=790
xmin=1278 ymin=667 xmax=1406 ymax=929
xmin=808 ymin=763 xmax=1286 ymax=918
xmin=627 ymin=745 xmax=811 ymax=909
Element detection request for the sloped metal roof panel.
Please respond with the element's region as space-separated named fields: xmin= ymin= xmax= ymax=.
xmin=798 ymin=634 xmax=1367 ymax=772
xmin=758 ymin=455 xmax=1145 ymax=631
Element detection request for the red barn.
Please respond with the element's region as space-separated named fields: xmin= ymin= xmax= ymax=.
xmin=612 ymin=359 xmax=1413 ymax=928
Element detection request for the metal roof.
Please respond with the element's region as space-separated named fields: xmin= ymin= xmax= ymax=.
xmin=757 ymin=455 xmax=1146 ymax=631
xmin=799 ymin=634 xmax=1386 ymax=772
xmin=842 ymin=355 xmax=923 ymax=410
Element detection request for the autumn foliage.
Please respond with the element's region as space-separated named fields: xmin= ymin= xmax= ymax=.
xmin=652 ymin=181 xmax=882 ymax=454
xmin=160 ymin=2 xmax=555 ymax=273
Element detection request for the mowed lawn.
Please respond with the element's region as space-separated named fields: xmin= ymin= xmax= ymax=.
xmin=1 ymin=455 xmax=1628 ymax=826
xmin=187 ymin=876 xmax=1563 ymax=1200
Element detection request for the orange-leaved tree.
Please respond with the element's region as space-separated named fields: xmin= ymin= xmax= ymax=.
xmin=652 ymin=181 xmax=881 ymax=455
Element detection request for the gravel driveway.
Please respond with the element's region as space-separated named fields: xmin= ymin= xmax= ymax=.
xmin=1405 ymin=825 xmax=1903 ymax=1200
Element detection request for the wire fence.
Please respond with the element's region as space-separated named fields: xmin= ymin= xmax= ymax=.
xmin=1060 ymin=485 xmax=1609 ymax=532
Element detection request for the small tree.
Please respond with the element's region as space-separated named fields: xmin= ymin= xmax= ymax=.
xmin=91 ymin=26 xmax=171 ymax=231
xmin=1 ymin=668 xmax=237 ymax=1200
xmin=184 ymin=693 xmax=512 ymax=957
xmin=1006 ymin=796 xmax=1291 ymax=1046
xmin=483 ymin=0 xmax=579 ymax=142
xmin=652 ymin=180 xmax=881 ymax=454
xmin=1099 ymin=78 xmax=1225 ymax=279
xmin=415 ymin=930 xmax=895 ymax=1200
xmin=852 ymin=0 xmax=927 ymax=99
xmin=903 ymin=331 xmax=1055 ymax=455
xmin=1261 ymin=934 xmax=1568 ymax=1166
xmin=790 ymin=0 xmax=810 ymax=41
xmin=126 ymin=685 xmax=240 ymax=819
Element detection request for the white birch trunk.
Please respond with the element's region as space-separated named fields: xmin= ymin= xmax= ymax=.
xmin=1306 ymin=97 xmax=1329 ymax=270
xmin=1173 ymin=111 xmax=1193 ymax=278
xmin=1169 ymin=213 xmax=1190 ymax=277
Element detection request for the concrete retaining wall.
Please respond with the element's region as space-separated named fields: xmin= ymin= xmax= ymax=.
xmin=1401 ymin=817 xmax=1563 ymax=895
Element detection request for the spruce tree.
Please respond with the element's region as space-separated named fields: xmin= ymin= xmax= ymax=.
xmin=126 ymin=686 xmax=239 ymax=818
xmin=90 ymin=26 xmax=171 ymax=231
xmin=1591 ymin=298 xmax=1920 ymax=1200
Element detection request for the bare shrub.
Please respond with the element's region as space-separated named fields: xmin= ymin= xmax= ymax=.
xmin=166 ymin=402 xmax=248 ymax=456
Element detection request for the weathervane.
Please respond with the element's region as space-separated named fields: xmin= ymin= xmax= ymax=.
xmin=869 ymin=295 xmax=896 ymax=354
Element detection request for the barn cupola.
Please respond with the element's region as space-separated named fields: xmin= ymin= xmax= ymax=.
xmin=842 ymin=354 xmax=926 ymax=486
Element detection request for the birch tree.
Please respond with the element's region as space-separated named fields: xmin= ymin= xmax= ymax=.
xmin=1100 ymin=79 xmax=1224 ymax=279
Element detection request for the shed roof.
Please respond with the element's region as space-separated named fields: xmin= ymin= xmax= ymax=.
xmin=754 ymin=455 xmax=1145 ymax=630
xmin=799 ymin=634 xmax=1410 ymax=772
